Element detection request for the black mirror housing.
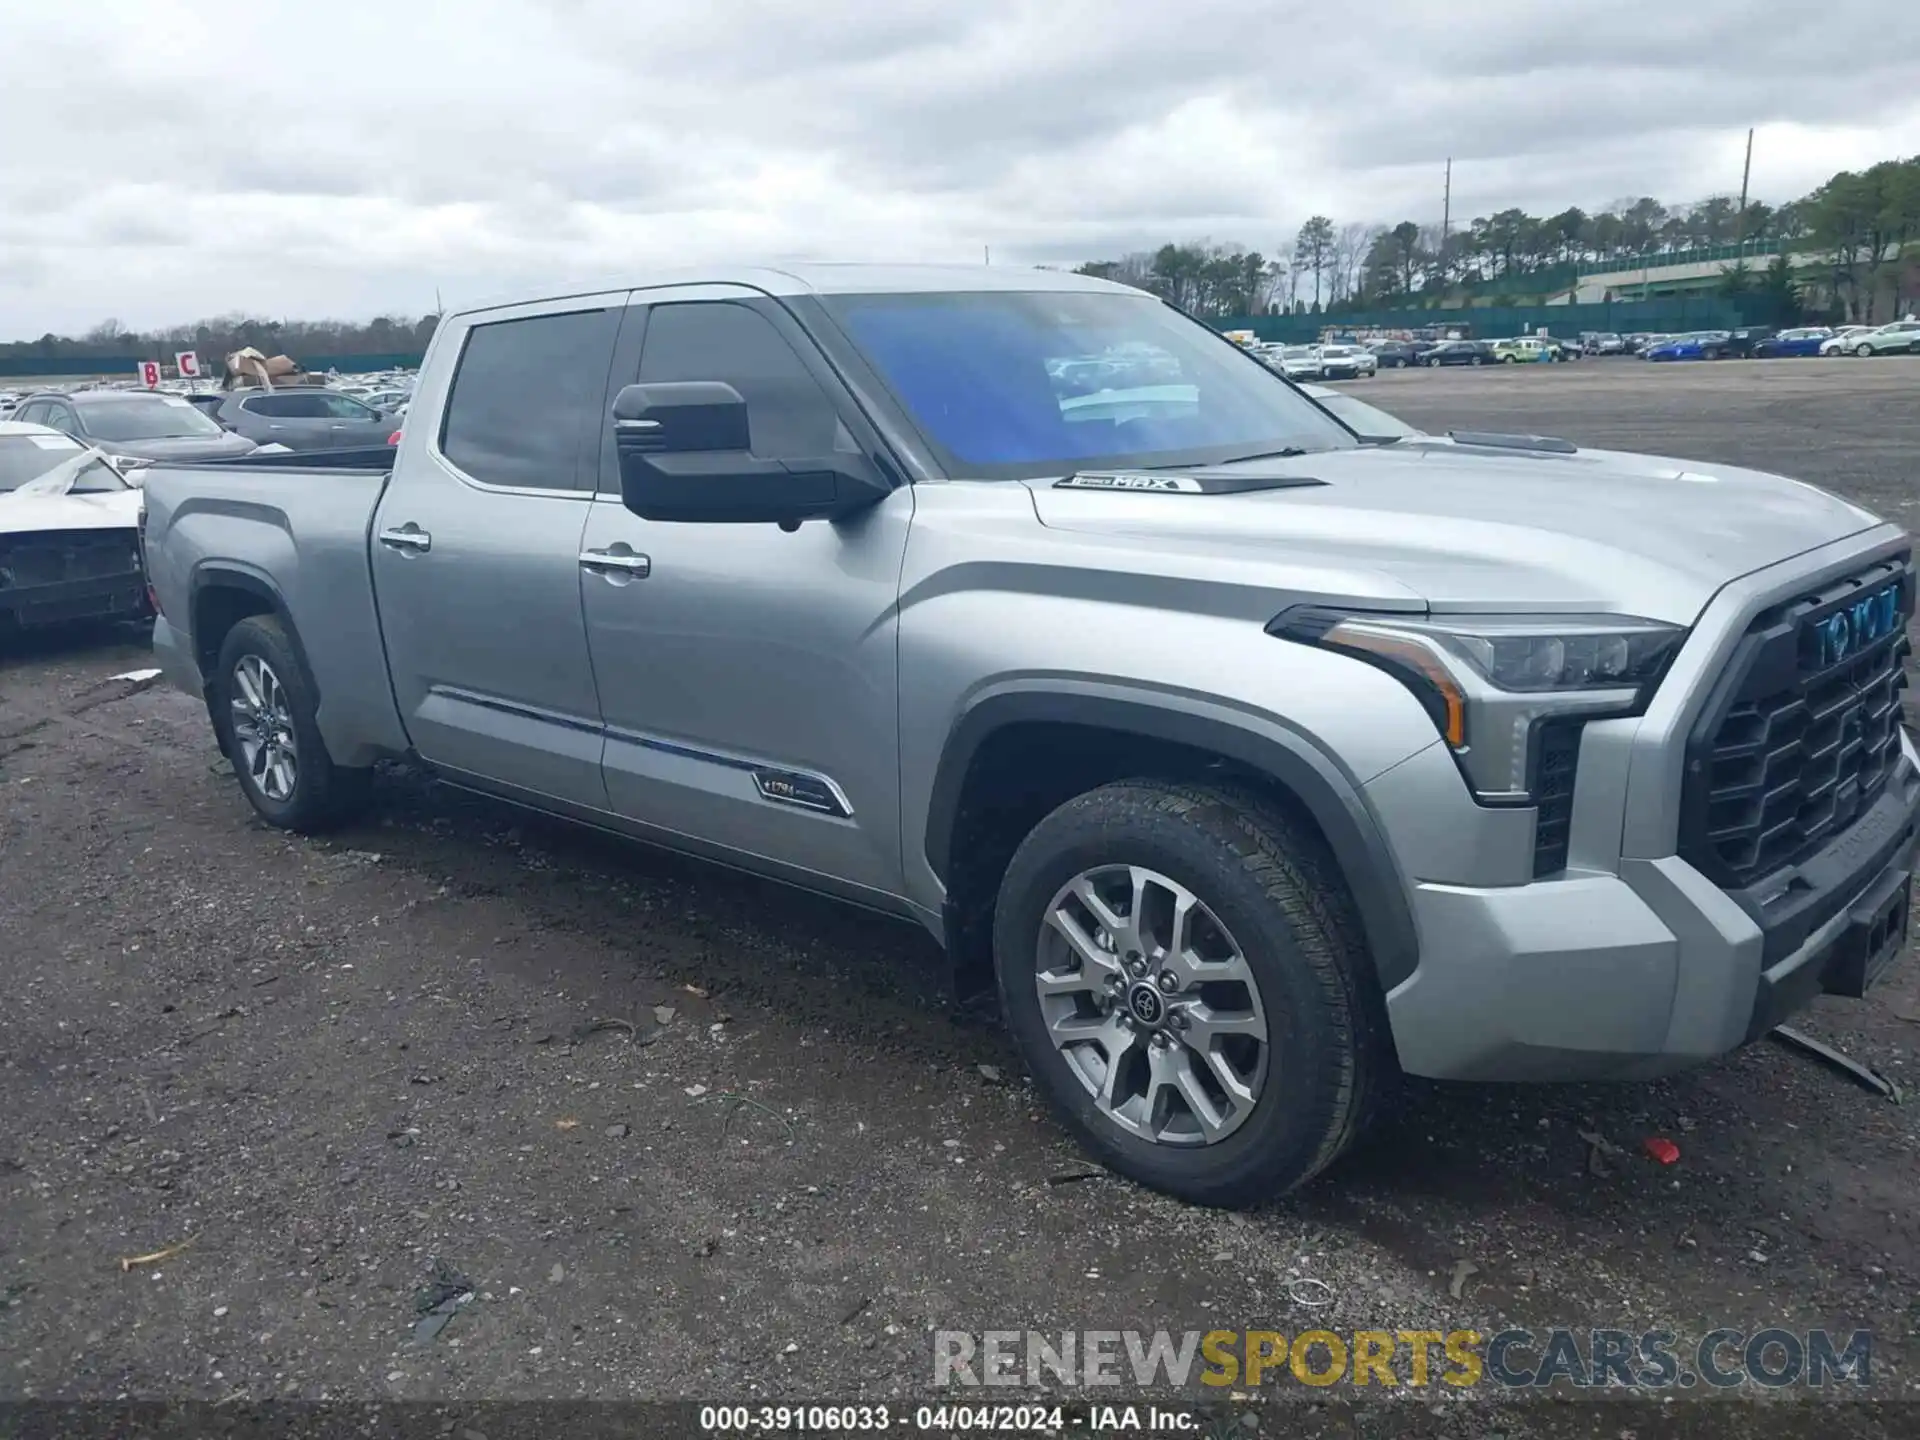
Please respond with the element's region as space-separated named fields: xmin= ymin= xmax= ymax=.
xmin=611 ymin=382 xmax=889 ymax=525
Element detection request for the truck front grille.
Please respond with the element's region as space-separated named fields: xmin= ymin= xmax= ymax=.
xmin=1680 ymin=553 xmax=1914 ymax=891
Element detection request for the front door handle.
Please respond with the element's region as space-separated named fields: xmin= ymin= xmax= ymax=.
xmin=378 ymin=524 xmax=432 ymax=553
xmin=579 ymin=548 xmax=651 ymax=580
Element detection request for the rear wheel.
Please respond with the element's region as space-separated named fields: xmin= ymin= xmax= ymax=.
xmin=1856 ymin=342 xmax=1874 ymax=357
xmin=994 ymin=779 xmax=1389 ymax=1207
xmin=1425 ymin=356 xmax=1441 ymax=367
xmin=214 ymin=615 xmax=371 ymax=833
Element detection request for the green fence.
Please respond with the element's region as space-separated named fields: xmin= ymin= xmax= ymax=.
xmin=1214 ymin=296 xmax=1751 ymax=343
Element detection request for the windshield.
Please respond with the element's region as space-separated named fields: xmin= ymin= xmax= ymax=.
xmin=821 ymin=289 xmax=1354 ymax=479
xmin=78 ymin=395 xmax=226 ymax=441
xmin=0 ymin=434 xmax=129 ymax=492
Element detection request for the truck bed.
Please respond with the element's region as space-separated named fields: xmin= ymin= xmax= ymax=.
xmin=140 ymin=455 xmax=410 ymax=766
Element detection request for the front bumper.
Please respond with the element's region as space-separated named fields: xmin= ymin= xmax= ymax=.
xmin=1382 ymin=740 xmax=1920 ymax=1081
xmin=0 ymin=573 xmax=149 ymax=628
xmin=1373 ymin=530 xmax=1920 ymax=1081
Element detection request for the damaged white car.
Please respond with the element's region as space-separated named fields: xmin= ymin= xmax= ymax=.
xmin=0 ymin=421 xmax=150 ymax=632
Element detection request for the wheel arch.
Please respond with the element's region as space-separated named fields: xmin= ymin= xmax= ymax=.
xmin=923 ymin=685 xmax=1420 ymax=1002
xmin=188 ymin=563 xmax=320 ymax=740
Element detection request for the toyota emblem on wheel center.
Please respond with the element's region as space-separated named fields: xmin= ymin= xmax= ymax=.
xmin=1127 ymin=983 xmax=1166 ymax=1026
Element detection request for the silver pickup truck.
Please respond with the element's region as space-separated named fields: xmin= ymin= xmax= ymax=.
xmin=140 ymin=265 xmax=1919 ymax=1207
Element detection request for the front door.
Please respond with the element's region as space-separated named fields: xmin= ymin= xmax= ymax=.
xmin=369 ymin=295 xmax=627 ymax=810
xmin=577 ymin=287 xmax=913 ymax=902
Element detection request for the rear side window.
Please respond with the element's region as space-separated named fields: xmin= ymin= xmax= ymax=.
xmin=245 ymin=393 xmax=323 ymax=418
xmin=440 ymin=307 xmax=620 ymax=491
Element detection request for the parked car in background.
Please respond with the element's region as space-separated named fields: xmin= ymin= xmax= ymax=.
xmin=1423 ymin=339 xmax=1494 ymax=367
xmin=1294 ymin=383 xmax=1420 ymax=443
xmin=1273 ymin=345 xmax=1323 ymax=381
xmin=1720 ymin=326 xmax=1777 ymax=358
xmin=0 ymin=421 xmax=149 ymax=630
xmin=1581 ymin=332 xmax=1627 ymax=355
xmin=12 ymin=389 xmax=258 ymax=468
xmin=362 ymin=389 xmax=412 ymax=414
xmin=1818 ymin=326 xmax=1876 ymax=356
xmin=0 ymin=392 xmax=20 ymax=417
xmin=1546 ymin=336 xmax=1582 ymax=358
xmin=211 ymin=389 xmax=403 ymax=452
xmin=1837 ymin=320 xmax=1920 ymax=356
xmin=1491 ymin=337 xmax=1554 ymax=364
xmin=1366 ymin=340 xmax=1430 ymax=368
xmin=1315 ymin=344 xmax=1377 ymax=380
xmin=1751 ymin=327 xmax=1834 ymax=359
xmin=1642 ymin=331 xmax=1733 ymax=362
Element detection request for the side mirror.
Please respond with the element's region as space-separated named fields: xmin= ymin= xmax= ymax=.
xmin=611 ymin=382 xmax=889 ymax=526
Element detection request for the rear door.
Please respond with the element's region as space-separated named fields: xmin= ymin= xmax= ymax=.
xmin=369 ymin=294 xmax=627 ymax=809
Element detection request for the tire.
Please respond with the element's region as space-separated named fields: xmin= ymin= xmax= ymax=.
xmin=993 ymin=779 xmax=1390 ymax=1207
xmin=1856 ymin=343 xmax=1874 ymax=357
xmin=214 ymin=614 xmax=372 ymax=833
xmin=1425 ymin=357 xmax=1440 ymax=367
xmin=1501 ymin=354 xmax=1516 ymax=364
xmin=1471 ymin=354 xmax=1487 ymax=366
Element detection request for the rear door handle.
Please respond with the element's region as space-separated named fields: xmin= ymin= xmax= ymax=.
xmin=579 ymin=548 xmax=650 ymax=578
xmin=378 ymin=525 xmax=432 ymax=553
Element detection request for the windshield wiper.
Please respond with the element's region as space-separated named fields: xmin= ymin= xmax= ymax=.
xmin=1211 ymin=446 xmax=1312 ymax=465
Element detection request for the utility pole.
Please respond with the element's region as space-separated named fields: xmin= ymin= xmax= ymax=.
xmin=1736 ymin=128 xmax=1754 ymax=249
xmin=983 ymin=245 xmax=990 ymax=266
xmin=1441 ymin=157 xmax=1452 ymax=286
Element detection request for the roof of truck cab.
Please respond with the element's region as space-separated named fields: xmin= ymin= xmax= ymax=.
xmin=448 ymin=263 xmax=1140 ymax=320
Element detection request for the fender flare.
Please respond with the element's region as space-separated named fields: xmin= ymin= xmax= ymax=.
xmin=186 ymin=561 xmax=319 ymax=702
xmin=923 ymin=684 xmax=1420 ymax=990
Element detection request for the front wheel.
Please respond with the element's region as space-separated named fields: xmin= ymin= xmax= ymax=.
xmin=1425 ymin=357 xmax=1441 ymax=367
xmin=1471 ymin=354 xmax=1487 ymax=365
xmin=993 ymin=780 xmax=1389 ymax=1207
xmin=214 ymin=615 xmax=371 ymax=833
xmin=1856 ymin=343 xmax=1874 ymax=357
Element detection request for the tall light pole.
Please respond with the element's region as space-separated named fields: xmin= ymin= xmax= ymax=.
xmin=1737 ymin=128 xmax=1754 ymax=252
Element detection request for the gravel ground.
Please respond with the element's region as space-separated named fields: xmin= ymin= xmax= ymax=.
xmin=4 ymin=357 xmax=1920 ymax=1435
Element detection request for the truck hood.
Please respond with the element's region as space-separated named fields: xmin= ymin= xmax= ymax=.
xmin=102 ymin=432 xmax=258 ymax=463
xmin=1027 ymin=439 xmax=1885 ymax=623
xmin=0 ymin=486 xmax=142 ymax=536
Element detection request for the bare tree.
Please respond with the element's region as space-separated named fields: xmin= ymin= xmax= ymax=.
xmin=1331 ymin=223 xmax=1378 ymax=303
xmin=1271 ymin=242 xmax=1299 ymax=312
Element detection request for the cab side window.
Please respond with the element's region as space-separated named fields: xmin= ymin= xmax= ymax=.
xmin=440 ymin=307 xmax=621 ymax=492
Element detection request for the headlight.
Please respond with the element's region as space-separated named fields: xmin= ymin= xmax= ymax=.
xmin=1269 ymin=608 xmax=1685 ymax=801
xmin=109 ymin=454 xmax=155 ymax=470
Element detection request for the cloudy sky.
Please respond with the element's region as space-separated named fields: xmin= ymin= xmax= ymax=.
xmin=2 ymin=0 xmax=1917 ymax=337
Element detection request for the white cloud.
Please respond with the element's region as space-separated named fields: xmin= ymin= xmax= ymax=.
xmin=1 ymin=0 xmax=1916 ymax=333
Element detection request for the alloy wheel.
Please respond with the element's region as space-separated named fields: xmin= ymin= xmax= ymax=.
xmin=230 ymin=654 xmax=299 ymax=802
xmin=1034 ymin=864 xmax=1269 ymax=1146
